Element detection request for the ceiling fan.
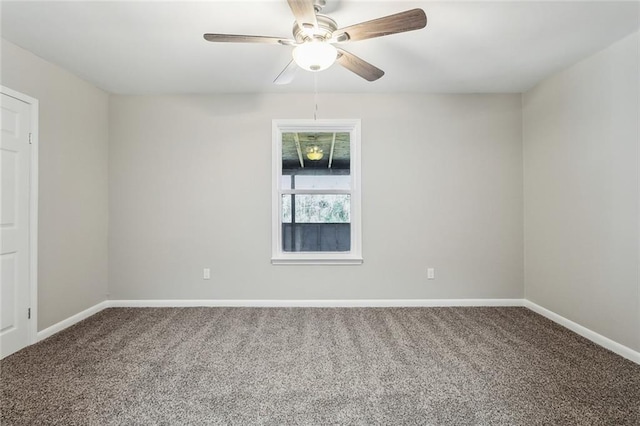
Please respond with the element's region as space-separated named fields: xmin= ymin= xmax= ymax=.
xmin=203 ymin=0 xmax=427 ymax=84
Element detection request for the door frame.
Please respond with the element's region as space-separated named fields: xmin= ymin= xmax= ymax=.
xmin=1 ymin=86 xmax=39 ymax=346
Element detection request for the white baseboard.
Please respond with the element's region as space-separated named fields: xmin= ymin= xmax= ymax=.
xmin=108 ymin=298 xmax=526 ymax=308
xmin=36 ymin=300 xmax=110 ymax=342
xmin=524 ymin=300 xmax=640 ymax=365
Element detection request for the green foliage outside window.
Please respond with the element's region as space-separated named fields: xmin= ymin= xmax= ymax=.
xmin=282 ymin=194 xmax=350 ymax=223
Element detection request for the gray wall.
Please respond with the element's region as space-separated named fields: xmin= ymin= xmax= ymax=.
xmin=1 ymin=39 xmax=110 ymax=330
xmin=523 ymin=32 xmax=639 ymax=351
xmin=109 ymin=93 xmax=523 ymax=300
xmin=3 ymin=28 xmax=637 ymax=355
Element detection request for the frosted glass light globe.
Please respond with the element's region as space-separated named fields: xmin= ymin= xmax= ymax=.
xmin=293 ymin=42 xmax=337 ymax=72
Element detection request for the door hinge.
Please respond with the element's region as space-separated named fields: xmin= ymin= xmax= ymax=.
xmin=28 ymin=133 xmax=32 ymax=144
xmin=28 ymin=308 xmax=31 ymax=319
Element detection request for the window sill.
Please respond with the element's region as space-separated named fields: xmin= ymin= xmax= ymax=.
xmin=271 ymin=256 xmax=363 ymax=265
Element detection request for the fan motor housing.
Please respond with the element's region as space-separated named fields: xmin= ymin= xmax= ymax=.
xmin=292 ymin=14 xmax=338 ymax=43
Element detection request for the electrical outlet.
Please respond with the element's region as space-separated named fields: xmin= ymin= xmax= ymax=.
xmin=427 ymin=268 xmax=435 ymax=280
xmin=203 ymin=268 xmax=211 ymax=280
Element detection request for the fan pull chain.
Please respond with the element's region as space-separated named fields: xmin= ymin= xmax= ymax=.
xmin=314 ymin=72 xmax=318 ymax=121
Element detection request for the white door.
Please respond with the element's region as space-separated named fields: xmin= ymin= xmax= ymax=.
xmin=1 ymin=92 xmax=32 ymax=358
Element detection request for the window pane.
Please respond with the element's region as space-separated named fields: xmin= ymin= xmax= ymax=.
xmin=282 ymin=132 xmax=350 ymax=189
xmin=283 ymin=223 xmax=351 ymax=252
xmin=282 ymin=194 xmax=291 ymax=223
xmin=281 ymin=194 xmax=351 ymax=252
xmin=282 ymin=194 xmax=350 ymax=223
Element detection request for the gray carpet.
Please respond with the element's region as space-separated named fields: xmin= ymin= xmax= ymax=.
xmin=1 ymin=307 xmax=639 ymax=425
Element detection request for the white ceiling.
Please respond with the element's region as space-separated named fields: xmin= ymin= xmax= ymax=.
xmin=1 ymin=1 xmax=638 ymax=94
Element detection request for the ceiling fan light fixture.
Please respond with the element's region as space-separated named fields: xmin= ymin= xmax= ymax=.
xmin=293 ymin=42 xmax=337 ymax=72
xmin=306 ymin=145 xmax=324 ymax=160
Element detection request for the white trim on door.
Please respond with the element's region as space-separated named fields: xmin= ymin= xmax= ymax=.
xmin=1 ymin=86 xmax=39 ymax=347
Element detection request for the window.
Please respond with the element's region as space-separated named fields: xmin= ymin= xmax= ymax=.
xmin=272 ymin=119 xmax=362 ymax=264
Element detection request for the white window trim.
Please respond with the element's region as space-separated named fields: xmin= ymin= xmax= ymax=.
xmin=272 ymin=119 xmax=363 ymax=265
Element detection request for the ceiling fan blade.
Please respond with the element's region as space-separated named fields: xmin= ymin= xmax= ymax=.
xmin=287 ymin=0 xmax=318 ymax=33
xmin=274 ymin=60 xmax=299 ymax=85
xmin=333 ymin=9 xmax=427 ymax=43
xmin=203 ymin=34 xmax=293 ymax=45
xmin=336 ymin=48 xmax=384 ymax=82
